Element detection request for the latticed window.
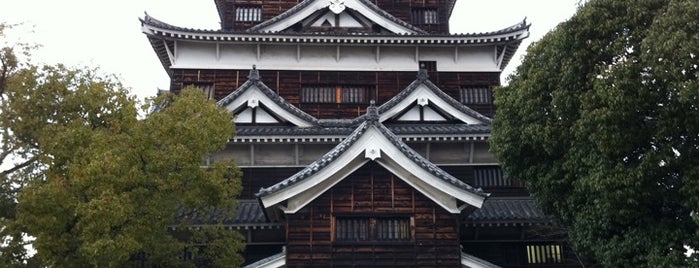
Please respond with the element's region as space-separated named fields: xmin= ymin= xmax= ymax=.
xmin=526 ymin=244 xmax=563 ymax=264
xmin=336 ymin=218 xmax=370 ymax=241
xmin=335 ymin=217 xmax=412 ymax=242
xmin=460 ymin=87 xmax=492 ymax=104
xmin=473 ymin=166 xmax=523 ymax=187
xmin=340 ymin=86 xmax=368 ymax=103
xmin=302 ymin=85 xmax=370 ymax=103
xmin=412 ymin=8 xmax=439 ymax=24
xmin=376 ymin=218 xmax=411 ymax=241
xmin=236 ymin=6 xmax=262 ymax=22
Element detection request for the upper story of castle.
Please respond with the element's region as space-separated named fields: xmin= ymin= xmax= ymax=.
xmin=214 ymin=0 xmax=458 ymax=34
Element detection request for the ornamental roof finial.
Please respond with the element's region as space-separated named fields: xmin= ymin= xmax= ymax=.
xmin=366 ymin=100 xmax=379 ymax=122
xmin=329 ymin=0 xmax=346 ymax=14
xmin=417 ymin=68 xmax=429 ymax=81
xmin=248 ymin=65 xmax=260 ymax=81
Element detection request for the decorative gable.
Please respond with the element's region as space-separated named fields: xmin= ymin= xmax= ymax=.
xmin=257 ymin=104 xmax=488 ymax=217
xmin=217 ymin=67 xmax=318 ymax=127
xmin=379 ymin=70 xmax=493 ymax=125
xmin=248 ymin=0 xmax=426 ymax=34
xmin=306 ymin=7 xmax=369 ymax=29
xmin=395 ymin=101 xmax=451 ymax=122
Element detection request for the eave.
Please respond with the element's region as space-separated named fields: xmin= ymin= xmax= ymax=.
xmin=141 ymin=14 xmax=529 ymax=73
xmin=142 ymin=16 xmax=529 ymax=45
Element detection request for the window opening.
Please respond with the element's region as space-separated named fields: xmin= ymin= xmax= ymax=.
xmin=412 ymin=8 xmax=439 ymax=25
xmin=526 ymin=244 xmax=563 ymax=264
xmin=236 ymin=6 xmax=262 ymax=22
xmin=302 ymin=85 xmax=371 ymax=104
xmin=335 ymin=217 xmax=412 ymax=242
xmin=460 ymin=87 xmax=492 ymax=104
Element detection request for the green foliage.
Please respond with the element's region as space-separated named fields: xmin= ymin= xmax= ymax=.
xmin=491 ymin=0 xmax=699 ymax=267
xmin=0 ymin=35 xmax=245 ymax=265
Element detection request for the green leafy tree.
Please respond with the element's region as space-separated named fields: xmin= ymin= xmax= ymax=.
xmin=491 ymin=0 xmax=699 ymax=267
xmin=0 ymin=22 xmax=44 ymax=268
xmin=0 ymin=23 xmax=245 ymax=266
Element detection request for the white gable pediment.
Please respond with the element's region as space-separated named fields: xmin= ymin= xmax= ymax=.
xmin=219 ymin=84 xmax=315 ymax=127
xmin=234 ymin=106 xmax=281 ymax=124
xmin=396 ymin=104 xmax=449 ymax=122
xmin=381 ymin=84 xmax=488 ymax=125
xmin=251 ymin=0 xmax=421 ymax=34
xmin=308 ymin=9 xmax=367 ymax=28
xmin=258 ymin=123 xmax=486 ymax=214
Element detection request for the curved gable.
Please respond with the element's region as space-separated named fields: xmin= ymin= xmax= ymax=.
xmin=379 ymin=70 xmax=492 ymax=125
xmin=217 ymin=68 xmax=318 ymax=127
xmin=257 ymin=109 xmax=487 ymax=215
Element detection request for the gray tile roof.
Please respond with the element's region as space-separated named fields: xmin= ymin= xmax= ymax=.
xmin=141 ymin=13 xmax=529 ymax=39
xmin=466 ymin=197 xmax=551 ymax=225
xmin=256 ymin=120 xmax=371 ymax=197
xmin=256 ymin=104 xmax=487 ymax=199
xmin=387 ymin=123 xmax=491 ymax=135
xmin=216 ymin=67 xmax=319 ymax=126
xmin=234 ymin=123 xmax=491 ymax=137
xmin=246 ymin=0 xmax=428 ymax=34
xmin=176 ymin=197 xmax=550 ymax=229
xmin=175 ymin=200 xmax=280 ymax=229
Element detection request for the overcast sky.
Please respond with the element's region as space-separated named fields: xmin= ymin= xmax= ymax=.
xmin=1 ymin=0 xmax=581 ymax=101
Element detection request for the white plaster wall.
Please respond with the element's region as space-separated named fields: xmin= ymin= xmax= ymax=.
xmin=171 ymin=41 xmax=500 ymax=72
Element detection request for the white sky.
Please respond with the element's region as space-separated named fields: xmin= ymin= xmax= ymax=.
xmin=1 ymin=0 xmax=581 ymax=101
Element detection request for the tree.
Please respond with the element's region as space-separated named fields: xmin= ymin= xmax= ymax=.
xmin=491 ymin=0 xmax=699 ymax=267
xmin=0 ymin=25 xmax=244 ymax=266
xmin=0 ymin=22 xmax=44 ymax=268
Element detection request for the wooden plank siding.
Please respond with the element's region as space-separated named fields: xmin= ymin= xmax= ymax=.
xmin=284 ymin=162 xmax=462 ymax=267
xmin=171 ymin=69 xmax=500 ymax=118
xmin=373 ymin=0 xmax=454 ymax=33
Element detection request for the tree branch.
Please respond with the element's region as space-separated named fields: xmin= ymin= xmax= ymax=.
xmin=1 ymin=156 xmax=37 ymax=176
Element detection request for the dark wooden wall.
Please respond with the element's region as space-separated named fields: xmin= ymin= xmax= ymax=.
xmin=284 ymin=162 xmax=461 ymax=267
xmin=223 ymin=1 xmax=301 ymax=31
xmin=172 ymin=69 xmax=500 ymax=118
xmin=221 ymin=0 xmax=453 ymax=33
xmin=373 ymin=0 xmax=453 ymax=33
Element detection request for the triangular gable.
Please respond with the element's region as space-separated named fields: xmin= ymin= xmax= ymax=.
xmin=379 ymin=70 xmax=492 ymax=125
xmin=217 ymin=67 xmax=318 ymax=127
xmin=257 ymin=105 xmax=487 ymax=215
xmin=307 ymin=8 xmax=369 ymax=29
xmin=395 ymin=103 xmax=451 ymax=122
xmin=248 ymin=0 xmax=426 ymax=34
xmin=234 ymin=104 xmax=283 ymax=124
